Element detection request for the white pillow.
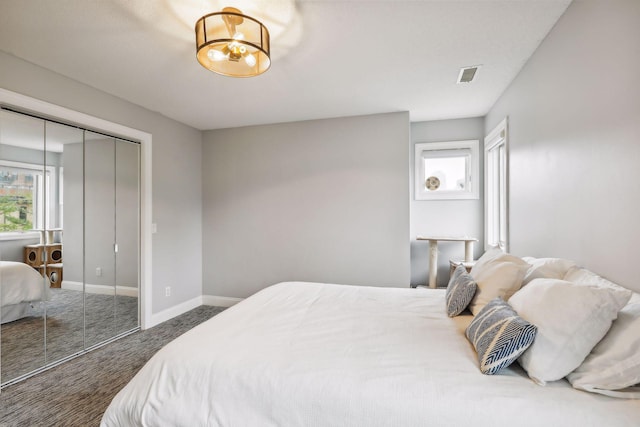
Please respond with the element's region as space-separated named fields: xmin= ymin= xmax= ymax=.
xmin=470 ymin=247 xmax=504 ymax=272
xmin=509 ymin=278 xmax=632 ymax=385
xmin=567 ymin=292 xmax=640 ymax=398
xmin=468 ymin=249 xmax=529 ymax=315
xmin=564 ymin=266 xmax=628 ymax=292
xmin=521 ymin=257 xmax=576 ymax=287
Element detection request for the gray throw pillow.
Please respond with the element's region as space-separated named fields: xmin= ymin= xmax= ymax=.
xmin=445 ymin=264 xmax=477 ymax=317
xmin=465 ymin=298 xmax=537 ymax=375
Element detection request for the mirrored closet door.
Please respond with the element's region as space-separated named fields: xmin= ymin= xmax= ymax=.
xmin=0 ymin=108 xmax=140 ymax=386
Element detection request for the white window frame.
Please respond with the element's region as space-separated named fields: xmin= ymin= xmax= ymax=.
xmin=0 ymin=159 xmax=56 ymax=238
xmin=484 ymin=118 xmax=509 ymax=251
xmin=414 ymin=140 xmax=480 ymax=200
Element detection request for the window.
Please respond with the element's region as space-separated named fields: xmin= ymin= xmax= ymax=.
xmin=0 ymin=160 xmax=56 ymax=233
xmin=414 ymin=140 xmax=479 ymax=200
xmin=484 ymin=118 xmax=508 ymax=251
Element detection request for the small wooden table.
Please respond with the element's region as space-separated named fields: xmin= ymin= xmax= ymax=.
xmin=416 ymin=236 xmax=478 ymax=288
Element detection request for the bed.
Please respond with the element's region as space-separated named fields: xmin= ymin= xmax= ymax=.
xmin=1 ymin=260 xmax=50 ymax=323
xmin=101 ymin=277 xmax=640 ymax=426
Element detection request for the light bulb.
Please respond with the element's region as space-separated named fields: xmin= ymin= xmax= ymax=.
xmin=207 ymin=49 xmax=227 ymax=61
xmin=233 ymin=32 xmax=245 ymax=41
xmin=245 ymin=53 xmax=256 ymax=67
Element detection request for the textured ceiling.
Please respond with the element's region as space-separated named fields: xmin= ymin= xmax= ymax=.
xmin=0 ymin=0 xmax=572 ymax=130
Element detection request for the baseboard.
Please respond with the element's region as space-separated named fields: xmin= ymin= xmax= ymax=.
xmin=202 ymin=294 xmax=243 ymax=308
xmin=57 ymin=282 xmax=242 ymax=328
xmin=61 ymin=280 xmax=139 ymax=297
xmin=147 ymin=295 xmax=203 ymax=329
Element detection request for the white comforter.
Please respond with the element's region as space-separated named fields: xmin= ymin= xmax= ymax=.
xmin=0 ymin=261 xmax=49 ymax=307
xmin=101 ymin=282 xmax=640 ymax=426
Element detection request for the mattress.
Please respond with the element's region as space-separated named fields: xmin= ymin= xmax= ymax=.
xmin=101 ymin=282 xmax=640 ymax=426
xmin=0 ymin=302 xmax=32 ymax=324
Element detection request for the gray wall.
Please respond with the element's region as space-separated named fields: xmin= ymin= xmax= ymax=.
xmin=115 ymin=140 xmax=140 ymax=288
xmin=0 ymin=143 xmax=61 ymax=167
xmin=410 ymin=118 xmax=485 ymax=287
xmin=485 ymin=0 xmax=640 ymax=292
xmin=0 ymin=51 xmax=203 ymax=312
xmin=62 ymin=142 xmax=83 ymax=282
xmin=63 ymin=139 xmax=139 ymax=289
xmin=0 ymin=237 xmax=39 ymax=262
xmin=84 ymin=137 xmax=116 ymax=287
xmin=202 ymin=112 xmax=411 ymax=298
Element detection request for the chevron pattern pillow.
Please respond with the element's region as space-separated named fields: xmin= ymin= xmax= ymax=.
xmin=465 ymin=298 xmax=537 ymax=375
xmin=445 ymin=264 xmax=477 ymax=317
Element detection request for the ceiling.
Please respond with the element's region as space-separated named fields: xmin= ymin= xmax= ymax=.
xmin=0 ymin=0 xmax=572 ymax=131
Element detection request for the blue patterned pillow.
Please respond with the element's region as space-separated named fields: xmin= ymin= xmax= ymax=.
xmin=445 ymin=264 xmax=477 ymax=317
xmin=465 ymin=298 xmax=537 ymax=375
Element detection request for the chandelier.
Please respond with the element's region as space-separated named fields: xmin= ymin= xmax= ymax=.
xmin=195 ymin=7 xmax=271 ymax=77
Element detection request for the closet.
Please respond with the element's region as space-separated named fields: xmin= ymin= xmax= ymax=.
xmin=0 ymin=108 xmax=140 ymax=386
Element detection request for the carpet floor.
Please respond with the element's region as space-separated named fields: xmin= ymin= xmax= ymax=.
xmin=2 ymin=288 xmax=139 ymax=383
xmin=0 ymin=305 xmax=225 ymax=427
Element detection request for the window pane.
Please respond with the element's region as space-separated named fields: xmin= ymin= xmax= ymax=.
xmin=0 ymin=168 xmax=35 ymax=231
xmin=415 ymin=141 xmax=479 ymax=200
xmin=423 ymin=155 xmax=469 ymax=192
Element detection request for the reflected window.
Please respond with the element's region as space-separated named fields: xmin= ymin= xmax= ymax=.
xmin=0 ymin=160 xmax=54 ymax=232
xmin=415 ymin=140 xmax=479 ymax=200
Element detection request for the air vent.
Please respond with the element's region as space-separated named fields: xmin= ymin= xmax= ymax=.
xmin=457 ymin=66 xmax=481 ymax=84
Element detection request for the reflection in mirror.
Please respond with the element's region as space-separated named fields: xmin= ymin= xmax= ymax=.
xmin=0 ymin=106 xmax=141 ymax=386
xmin=0 ymin=109 xmax=47 ymax=383
xmin=84 ymin=132 xmax=116 ymax=348
xmin=44 ymin=120 xmax=84 ymax=365
xmin=115 ymin=139 xmax=140 ymax=334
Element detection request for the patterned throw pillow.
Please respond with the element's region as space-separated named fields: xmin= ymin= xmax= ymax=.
xmin=465 ymin=298 xmax=537 ymax=375
xmin=445 ymin=264 xmax=477 ymax=317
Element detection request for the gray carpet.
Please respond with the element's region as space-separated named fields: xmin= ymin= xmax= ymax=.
xmin=1 ymin=288 xmax=138 ymax=383
xmin=0 ymin=304 xmax=225 ymax=427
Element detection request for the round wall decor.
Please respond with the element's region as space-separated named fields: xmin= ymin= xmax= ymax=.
xmin=425 ymin=176 xmax=440 ymax=191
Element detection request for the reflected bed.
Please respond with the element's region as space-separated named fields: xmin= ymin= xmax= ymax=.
xmin=0 ymin=261 xmax=50 ymax=324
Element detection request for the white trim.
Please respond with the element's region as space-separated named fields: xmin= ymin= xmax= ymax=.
xmin=0 ymin=231 xmax=40 ymax=241
xmin=485 ymin=118 xmax=507 ymax=149
xmin=148 ymin=296 xmax=203 ymax=328
xmin=0 ymin=159 xmax=56 ymax=170
xmin=61 ymin=280 xmax=139 ymax=297
xmin=0 ymin=88 xmax=153 ymax=330
xmin=484 ymin=117 xmax=509 ymax=251
xmin=202 ymin=294 xmax=244 ymax=308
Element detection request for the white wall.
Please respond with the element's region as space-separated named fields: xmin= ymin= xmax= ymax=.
xmin=0 ymin=51 xmax=203 ymax=313
xmin=486 ymin=0 xmax=640 ymax=292
xmin=202 ymin=113 xmax=411 ymax=298
xmin=410 ymin=118 xmax=485 ymax=287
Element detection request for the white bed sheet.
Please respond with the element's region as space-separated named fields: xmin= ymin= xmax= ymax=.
xmin=101 ymin=282 xmax=640 ymax=427
xmin=0 ymin=261 xmax=49 ymax=308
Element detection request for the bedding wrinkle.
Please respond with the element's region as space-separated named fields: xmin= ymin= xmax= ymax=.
xmin=101 ymin=282 xmax=640 ymax=427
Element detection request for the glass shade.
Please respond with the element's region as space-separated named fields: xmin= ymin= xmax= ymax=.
xmin=195 ymin=8 xmax=271 ymax=77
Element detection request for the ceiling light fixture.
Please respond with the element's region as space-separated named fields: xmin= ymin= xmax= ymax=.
xmin=195 ymin=7 xmax=271 ymax=77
